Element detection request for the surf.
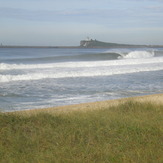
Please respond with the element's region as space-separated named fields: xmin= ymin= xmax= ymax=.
xmin=121 ymin=50 xmax=155 ymax=59
xmin=1 ymin=49 xmax=163 ymax=83
xmin=1 ymin=60 xmax=163 ymax=83
xmin=1 ymin=47 xmax=163 ymax=111
xmin=0 ymin=52 xmax=162 ymax=71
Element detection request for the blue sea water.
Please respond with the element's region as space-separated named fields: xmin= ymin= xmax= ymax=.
xmin=0 ymin=47 xmax=163 ymax=111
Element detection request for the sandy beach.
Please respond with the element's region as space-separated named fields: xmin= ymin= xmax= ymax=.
xmin=13 ymin=93 xmax=163 ymax=116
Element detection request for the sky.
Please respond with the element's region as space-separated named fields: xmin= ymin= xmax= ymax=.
xmin=0 ymin=0 xmax=163 ymax=46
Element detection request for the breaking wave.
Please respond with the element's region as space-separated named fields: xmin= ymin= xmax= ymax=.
xmin=0 ymin=56 xmax=162 ymax=71
xmin=121 ymin=50 xmax=155 ymax=59
xmin=1 ymin=49 xmax=163 ymax=83
xmin=2 ymin=50 xmax=156 ymax=63
xmin=1 ymin=58 xmax=163 ymax=83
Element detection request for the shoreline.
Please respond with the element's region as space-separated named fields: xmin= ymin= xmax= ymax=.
xmin=12 ymin=93 xmax=163 ymax=115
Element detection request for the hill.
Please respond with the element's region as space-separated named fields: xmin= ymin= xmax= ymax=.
xmin=80 ymin=39 xmax=162 ymax=48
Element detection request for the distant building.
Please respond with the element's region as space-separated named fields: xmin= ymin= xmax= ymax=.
xmin=80 ymin=38 xmax=95 ymax=47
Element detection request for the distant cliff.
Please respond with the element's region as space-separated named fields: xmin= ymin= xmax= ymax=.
xmin=80 ymin=39 xmax=149 ymax=48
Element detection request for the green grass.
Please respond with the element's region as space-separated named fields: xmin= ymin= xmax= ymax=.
xmin=0 ymin=101 xmax=163 ymax=163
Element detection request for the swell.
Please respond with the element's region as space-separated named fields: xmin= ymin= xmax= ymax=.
xmin=2 ymin=50 xmax=160 ymax=63
xmin=2 ymin=52 xmax=121 ymax=63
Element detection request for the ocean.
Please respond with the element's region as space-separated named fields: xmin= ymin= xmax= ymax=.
xmin=0 ymin=47 xmax=163 ymax=112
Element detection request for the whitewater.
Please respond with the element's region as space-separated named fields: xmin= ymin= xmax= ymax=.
xmin=0 ymin=47 xmax=163 ymax=111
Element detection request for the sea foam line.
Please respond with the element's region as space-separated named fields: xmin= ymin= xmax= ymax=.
xmin=1 ymin=57 xmax=163 ymax=71
xmin=1 ymin=65 xmax=163 ymax=83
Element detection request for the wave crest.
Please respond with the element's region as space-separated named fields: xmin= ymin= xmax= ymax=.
xmin=122 ymin=51 xmax=155 ymax=59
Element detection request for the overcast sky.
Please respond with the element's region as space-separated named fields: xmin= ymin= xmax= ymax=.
xmin=0 ymin=0 xmax=163 ymax=46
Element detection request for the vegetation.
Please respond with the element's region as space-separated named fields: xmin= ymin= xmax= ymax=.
xmin=0 ymin=101 xmax=163 ymax=163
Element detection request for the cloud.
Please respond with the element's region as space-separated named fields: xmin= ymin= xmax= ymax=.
xmin=0 ymin=7 xmax=139 ymax=21
xmin=0 ymin=7 xmax=126 ymax=24
xmin=1 ymin=0 xmax=163 ymax=30
xmin=0 ymin=7 xmax=58 ymax=21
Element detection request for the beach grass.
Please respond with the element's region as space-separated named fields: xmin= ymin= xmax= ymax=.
xmin=0 ymin=99 xmax=163 ymax=162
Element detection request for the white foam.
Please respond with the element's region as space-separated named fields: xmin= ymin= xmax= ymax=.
xmin=1 ymin=55 xmax=163 ymax=71
xmin=1 ymin=50 xmax=163 ymax=83
xmin=1 ymin=62 xmax=163 ymax=83
xmin=123 ymin=51 xmax=154 ymax=59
